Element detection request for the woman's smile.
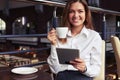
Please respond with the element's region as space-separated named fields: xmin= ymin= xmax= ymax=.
xmin=69 ymin=2 xmax=85 ymax=27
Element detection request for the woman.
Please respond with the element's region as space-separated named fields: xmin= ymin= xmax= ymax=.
xmin=47 ymin=0 xmax=102 ymax=80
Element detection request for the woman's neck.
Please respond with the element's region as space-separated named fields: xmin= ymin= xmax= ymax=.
xmin=71 ymin=25 xmax=84 ymax=36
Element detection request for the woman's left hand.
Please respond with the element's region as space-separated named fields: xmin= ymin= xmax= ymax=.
xmin=70 ymin=58 xmax=87 ymax=72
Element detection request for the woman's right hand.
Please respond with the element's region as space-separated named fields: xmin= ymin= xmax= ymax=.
xmin=47 ymin=28 xmax=57 ymax=45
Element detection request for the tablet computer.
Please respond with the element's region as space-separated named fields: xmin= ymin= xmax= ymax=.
xmin=56 ymin=48 xmax=79 ymax=64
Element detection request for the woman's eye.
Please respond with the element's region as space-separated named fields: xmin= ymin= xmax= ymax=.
xmin=69 ymin=10 xmax=84 ymax=14
xmin=69 ymin=10 xmax=74 ymax=13
xmin=78 ymin=10 xmax=84 ymax=13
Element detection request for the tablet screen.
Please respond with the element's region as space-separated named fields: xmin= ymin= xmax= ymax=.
xmin=56 ymin=48 xmax=79 ymax=64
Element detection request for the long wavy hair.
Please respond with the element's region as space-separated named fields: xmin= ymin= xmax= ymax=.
xmin=62 ymin=0 xmax=94 ymax=30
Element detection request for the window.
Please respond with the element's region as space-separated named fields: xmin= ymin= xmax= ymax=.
xmin=0 ymin=18 xmax=6 ymax=35
xmin=12 ymin=16 xmax=36 ymax=35
xmin=88 ymin=0 xmax=100 ymax=7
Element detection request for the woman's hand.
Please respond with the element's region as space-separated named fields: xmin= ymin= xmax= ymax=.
xmin=70 ymin=58 xmax=87 ymax=73
xmin=47 ymin=28 xmax=57 ymax=45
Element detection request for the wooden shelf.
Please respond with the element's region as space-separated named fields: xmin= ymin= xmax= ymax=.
xmin=12 ymin=0 xmax=120 ymax=16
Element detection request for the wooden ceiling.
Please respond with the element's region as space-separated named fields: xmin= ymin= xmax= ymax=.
xmin=0 ymin=0 xmax=34 ymax=11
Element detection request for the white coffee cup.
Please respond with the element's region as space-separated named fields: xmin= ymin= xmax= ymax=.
xmin=56 ymin=27 xmax=68 ymax=38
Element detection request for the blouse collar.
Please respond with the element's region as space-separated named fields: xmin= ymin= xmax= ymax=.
xmin=67 ymin=26 xmax=89 ymax=38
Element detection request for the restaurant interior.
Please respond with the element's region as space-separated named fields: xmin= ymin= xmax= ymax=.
xmin=0 ymin=0 xmax=120 ymax=80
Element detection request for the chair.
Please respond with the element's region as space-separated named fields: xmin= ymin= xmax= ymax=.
xmin=93 ymin=40 xmax=105 ymax=80
xmin=111 ymin=36 xmax=120 ymax=79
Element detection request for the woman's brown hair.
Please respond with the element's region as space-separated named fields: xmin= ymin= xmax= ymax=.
xmin=62 ymin=0 xmax=94 ymax=30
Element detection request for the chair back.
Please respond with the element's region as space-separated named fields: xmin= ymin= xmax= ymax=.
xmin=111 ymin=36 xmax=120 ymax=78
xmin=94 ymin=40 xmax=105 ymax=80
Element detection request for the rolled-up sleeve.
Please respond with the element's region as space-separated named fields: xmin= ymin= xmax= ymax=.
xmin=83 ymin=34 xmax=102 ymax=77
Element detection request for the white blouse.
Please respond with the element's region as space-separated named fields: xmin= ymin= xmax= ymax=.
xmin=47 ymin=26 xmax=102 ymax=77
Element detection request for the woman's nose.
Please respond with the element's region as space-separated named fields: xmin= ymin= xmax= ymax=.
xmin=74 ymin=12 xmax=79 ymax=18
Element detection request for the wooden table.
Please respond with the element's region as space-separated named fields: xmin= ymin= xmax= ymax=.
xmin=0 ymin=67 xmax=52 ymax=80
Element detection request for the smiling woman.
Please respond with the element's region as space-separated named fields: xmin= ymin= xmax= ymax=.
xmin=47 ymin=0 xmax=102 ymax=80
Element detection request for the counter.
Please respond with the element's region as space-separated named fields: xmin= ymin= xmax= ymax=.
xmin=0 ymin=67 xmax=52 ymax=80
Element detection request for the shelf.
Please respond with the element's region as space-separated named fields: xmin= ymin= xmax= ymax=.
xmin=12 ymin=0 xmax=120 ymax=16
xmin=12 ymin=0 xmax=65 ymax=7
xmin=0 ymin=34 xmax=47 ymax=38
xmin=34 ymin=0 xmax=66 ymax=7
xmin=0 ymin=47 xmax=50 ymax=55
xmin=89 ymin=6 xmax=120 ymax=16
xmin=0 ymin=34 xmax=49 ymax=45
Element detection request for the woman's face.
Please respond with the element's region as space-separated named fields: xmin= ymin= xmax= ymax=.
xmin=68 ymin=1 xmax=86 ymax=28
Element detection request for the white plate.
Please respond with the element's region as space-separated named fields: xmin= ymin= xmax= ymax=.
xmin=11 ymin=67 xmax=38 ymax=75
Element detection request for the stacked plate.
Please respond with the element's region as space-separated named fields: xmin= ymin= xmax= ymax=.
xmin=11 ymin=67 xmax=38 ymax=75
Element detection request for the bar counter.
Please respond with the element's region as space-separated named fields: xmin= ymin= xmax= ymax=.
xmin=0 ymin=67 xmax=52 ymax=80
